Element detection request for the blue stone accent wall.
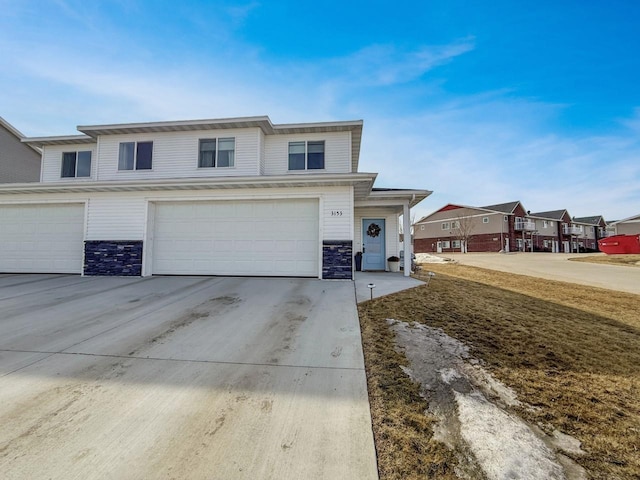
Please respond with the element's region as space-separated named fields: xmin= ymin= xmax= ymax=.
xmin=84 ymin=241 xmax=143 ymax=276
xmin=322 ymin=240 xmax=353 ymax=280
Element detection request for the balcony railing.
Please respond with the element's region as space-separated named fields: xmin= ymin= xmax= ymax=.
xmin=563 ymin=225 xmax=583 ymax=235
xmin=515 ymin=220 xmax=536 ymax=231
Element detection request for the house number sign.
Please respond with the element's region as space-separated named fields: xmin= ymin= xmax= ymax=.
xmin=331 ymin=210 xmax=343 ymax=216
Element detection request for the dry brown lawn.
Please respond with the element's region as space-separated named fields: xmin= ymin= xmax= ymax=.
xmin=568 ymin=253 xmax=640 ymax=267
xmin=359 ymin=263 xmax=640 ymax=480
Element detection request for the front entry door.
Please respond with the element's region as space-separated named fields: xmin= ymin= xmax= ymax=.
xmin=362 ymin=219 xmax=386 ymax=270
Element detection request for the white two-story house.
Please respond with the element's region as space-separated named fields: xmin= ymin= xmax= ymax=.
xmin=0 ymin=116 xmax=430 ymax=278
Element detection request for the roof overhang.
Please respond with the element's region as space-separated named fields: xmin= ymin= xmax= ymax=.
xmin=355 ymin=188 xmax=432 ymax=214
xmin=0 ymin=172 xmax=376 ymax=196
xmin=22 ymin=135 xmax=96 ymax=147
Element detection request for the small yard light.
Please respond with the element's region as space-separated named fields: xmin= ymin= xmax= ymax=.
xmin=425 ymin=271 xmax=436 ymax=286
xmin=367 ymin=283 xmax=376 ymax=300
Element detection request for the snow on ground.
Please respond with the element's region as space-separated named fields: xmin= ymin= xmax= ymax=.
xmin=415 ymin=253 xmax=452 ymax=264
xmin=389 ymin=319 xmax=587 ymax=480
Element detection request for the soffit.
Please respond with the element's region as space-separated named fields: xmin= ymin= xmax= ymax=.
xmin=0 ymin=173 xmax=376 ymax=195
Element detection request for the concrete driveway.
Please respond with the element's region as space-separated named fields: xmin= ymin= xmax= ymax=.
xmin=441 ymin=252 xmax=640 ymax=295
xmin=0 ymin=275 xmax=378 ymax=480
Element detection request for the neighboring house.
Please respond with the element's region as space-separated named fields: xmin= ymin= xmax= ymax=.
xmin=415 ymin=203 xmax=608 ymax=254
xmin=0 ymin=116 xmax=430 ymax=278
xmin=413 ymin=201 xmax=527 ymax=253
xmin=609 ymin=213 xmax=640 ymax=235
xmin=0 ymin=116 xmax=41 ymax=183
xmin=573 ymin=215 xmax=607 ymax=251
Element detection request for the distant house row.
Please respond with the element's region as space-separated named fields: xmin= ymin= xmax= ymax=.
xmin=413 ymin=201 xmax=638 ymax=254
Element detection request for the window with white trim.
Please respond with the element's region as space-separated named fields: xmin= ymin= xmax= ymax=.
xmin=198 ymin=138 xmax=235 ymax=168
xmin=288 ymin=141 xmax=325 ymax=170
xmin=452 ymin=240 xmax=461 ymax=248
xmin=61 ymin=151 xmax=92 ymax=178
xmin=442 ymin=240 xmax=451 ymax=248
xmin=441 ymin=222 xmax=450 ymax=230
xmin=451 ymin=220 xmax=460 ymax=228
xmin=483 ymin=217 xmax=489 ymax=223
xmin=118 ymin=141 xmax=153 ymax=170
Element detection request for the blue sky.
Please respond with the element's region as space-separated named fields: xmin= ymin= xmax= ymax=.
xmin=1 ymin=0 xmax=639 ymax=220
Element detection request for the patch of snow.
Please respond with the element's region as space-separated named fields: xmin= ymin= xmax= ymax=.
xmin=388 ymin=318 xmax=584 ymax=480
xmin=551 ymin=430 xmax=586 ymax=457
xmin=415 ymin=253 xmax=452 ymax=264
xmin=455 ymin=391 xmax=565 ymax=480
xmin=462 ymin=363 xmax=521 ymax=408
xmin=439 ymin=368 xmax=461 ymax=384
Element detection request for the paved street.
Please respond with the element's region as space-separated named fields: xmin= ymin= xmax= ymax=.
xmin=440 ymin=253 xmax=640 ymax=295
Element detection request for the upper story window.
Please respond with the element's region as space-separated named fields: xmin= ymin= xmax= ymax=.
xmin=451 ymin=220 xmax=460 ymax=229
xmin=288 ymin=141 xmax=324 ymax=170
xmin=61 ymin=151 xmax=92 ymax=178
xmin=118 ymin=141 xmax=153 ymax=170
xmin=441 ymin=222 xmax=450 ymax=230
xmin=543 ymin=220 xmax=549 ymax=228
xmin=482 ymin=217 xmax=489 ymax=223
xmin=199 ymin=138 xmax=235 ymax=168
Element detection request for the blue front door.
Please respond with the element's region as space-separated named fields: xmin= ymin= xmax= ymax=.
xmin=362 ymin=219 xmax=386 ymax=270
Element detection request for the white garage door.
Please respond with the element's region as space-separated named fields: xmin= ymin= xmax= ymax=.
xmin=152 ymin=199 xmax=319 ymax=276
xmin=0 ymin=203 xmax=85 ymax=274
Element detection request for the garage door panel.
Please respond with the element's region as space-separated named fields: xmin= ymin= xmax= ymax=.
xmin=0 ymin=204 xmax=84 ymax=274
xmin=153 ymin=199 xmax=319 ymax=277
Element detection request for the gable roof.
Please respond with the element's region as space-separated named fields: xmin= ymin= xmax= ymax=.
xmin=481 ymin=201 xmax=522 ymax=214
xmin=529 ymin=209 xmax=569 ymax=221
xmin=610 ymin=213 xmax=640 ymax=225
xmin=414 ymin=202 xmax=514 ymax=224
xmin=573 ymin=215 xmax=605 ymax=226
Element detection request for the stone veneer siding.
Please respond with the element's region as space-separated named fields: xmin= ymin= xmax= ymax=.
xmin=322 ymin=240 xmax=353 ymax=280
xmin=84 ymin=241 xmax=143 ymax=276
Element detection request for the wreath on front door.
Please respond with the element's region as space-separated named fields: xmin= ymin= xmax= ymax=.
xmin=366 ymin=223 xmax=381 ymax=238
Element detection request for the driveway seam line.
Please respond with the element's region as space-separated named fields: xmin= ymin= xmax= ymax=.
xmin=0 ymin=348 xmax=364 ymax=372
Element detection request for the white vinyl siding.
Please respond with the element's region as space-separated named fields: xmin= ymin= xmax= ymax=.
xmin=0 ymin=203 xmax=85 ymax=273
xmin=85 ymin=196 xmax=147 ymax=240
xmin=152 ymin=199 xmax=319 ymax=276
xmin=95 ymin=128 xmax=261 ymax=180
xmin=263 ymin=131 xmax=351 ymax=175
xmin=41 ymin=144 xmax=97 ymax=182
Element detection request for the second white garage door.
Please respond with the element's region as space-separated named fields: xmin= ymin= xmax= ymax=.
xmin=152 ymin=199 xmax=319 ymax=276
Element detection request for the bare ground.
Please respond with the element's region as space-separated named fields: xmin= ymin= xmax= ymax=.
xmin=358 ymin=264 xmax=640 ymax=480
xmin=568 ymin=253 xmax=640 ymax=267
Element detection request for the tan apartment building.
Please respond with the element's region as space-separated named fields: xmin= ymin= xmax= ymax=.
xmin=415 ymin=203 xmax=607 ymax=254
xmin=414 ymin=201 xmax=528 ymax=253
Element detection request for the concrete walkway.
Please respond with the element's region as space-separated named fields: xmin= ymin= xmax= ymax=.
xmin=354 ymin=272 xmax=425 ymax=303
xmin=439 ymin=252 xmax=640 ymax=295
xmin=0 ymin=275 xmax=378 ymax=480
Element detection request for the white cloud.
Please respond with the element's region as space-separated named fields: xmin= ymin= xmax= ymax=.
xmin=334 ymin=39 xmax=475 ymax=86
